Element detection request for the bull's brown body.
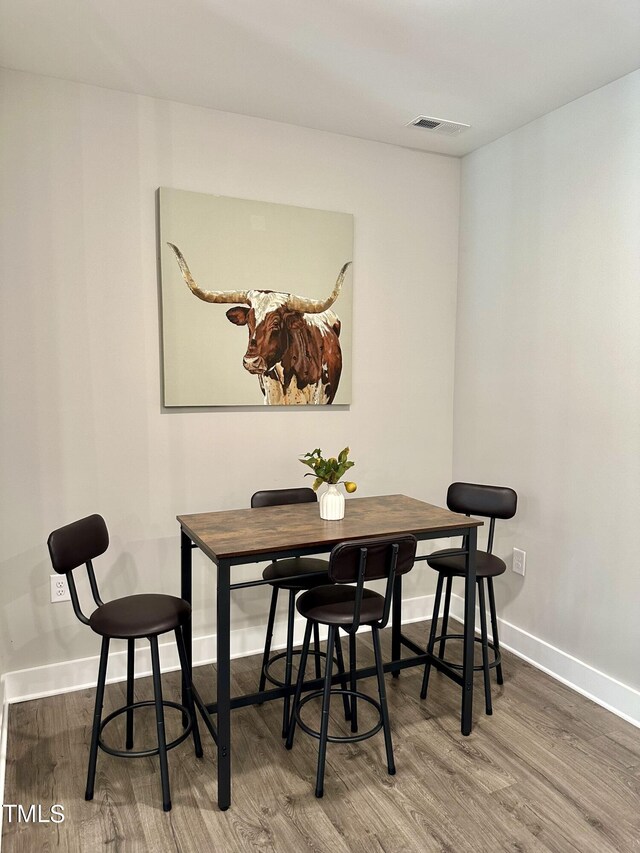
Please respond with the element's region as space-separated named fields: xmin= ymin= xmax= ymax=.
xmin=169 ymin=243 xmax=349 ymax=405
xmin=227 ymin=300 xmax=342 ymax=404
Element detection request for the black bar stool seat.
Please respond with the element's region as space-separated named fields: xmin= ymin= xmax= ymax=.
xmin=297 ymin=585 xmax=386 ymax=625
xmin=89 ymin=593 xmax=190 ymax=638
xmin=262 ymin=557 xmax=331 ymax=590
xmin=426 ymin=549 xmax=506 ymax=578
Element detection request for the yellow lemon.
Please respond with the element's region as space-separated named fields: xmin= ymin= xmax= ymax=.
xmin=344 ymin=481 xmax=357 ymax=493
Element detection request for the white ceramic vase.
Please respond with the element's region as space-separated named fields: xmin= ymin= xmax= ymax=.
xmin=319 ymin=483 xmax=345 ymax=520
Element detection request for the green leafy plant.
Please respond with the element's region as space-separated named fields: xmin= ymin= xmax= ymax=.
xmin=300 ymin=447 xmax=357 ymax=492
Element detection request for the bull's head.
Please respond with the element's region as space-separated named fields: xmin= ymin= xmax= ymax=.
xmin=168 ymin=243 xmax=349 ymax=376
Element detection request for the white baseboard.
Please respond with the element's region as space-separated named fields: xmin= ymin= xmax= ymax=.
xmin=2 ymin=591 xmax=638 ymax=720
xmin=0 ymin=594 xmax=436 ymax=707
xmin=445 ymin=593 xmax=640 ymax=728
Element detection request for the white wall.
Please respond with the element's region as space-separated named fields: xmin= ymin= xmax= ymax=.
xmin=455 ymin=70 xmax=640 ymax=695
xmin=0 ymin=69 xmax=461 ymax=677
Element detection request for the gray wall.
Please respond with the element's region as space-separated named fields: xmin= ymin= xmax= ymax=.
xmin=454 ymin=70 xmax=640 ymax=693
xmin=6 ymin=64 xmax=636 ymax=715
xmin=0 ymin=69 xmax=461 ymax=676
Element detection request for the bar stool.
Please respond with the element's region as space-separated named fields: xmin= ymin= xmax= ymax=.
xmin=47 ymin=514 xmax=202 ymax=812
xmin=285 ymin=534 xmax=417 ymax=798
xmin=252 ymin=487 xmax=350 ymax=737
xmin=420 ymin=482 xmax=517 ymax=715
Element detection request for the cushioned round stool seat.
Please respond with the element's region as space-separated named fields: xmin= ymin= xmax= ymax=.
xmin=297 ymin=584 xmax=384 ymax=626
xmin=427 ymin=549 xmax=506 ymax=578
xmin=89 ymin=594 xmax=190 ymax=639
xmin=262 ymin=557 xmax=330 ymax=590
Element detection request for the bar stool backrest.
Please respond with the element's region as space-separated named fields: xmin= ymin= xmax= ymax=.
xmin=251 ymin=487 xmax=317 ymax=508
xmin=48 ymin=513 xmax=109 ymax=572
xmin=328 ymin=535 xmax=417 ymax=633
xmin=47 ymin=513 xmax=108 ymax=624
xmin=447 ymin=483 xmax=517 ymax=520
xmin=329 ymin=536 xmax=417 ymax=583
xmin=447 ymin=482 xmax=517 ymax=554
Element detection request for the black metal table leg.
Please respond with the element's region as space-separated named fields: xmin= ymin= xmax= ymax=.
xmin=461 ymin=526 xmax=477 ymax=735
xmin=180 ymin=530 xmax=193 ymax=721
xmin=217 ymin=558 xmax=232 ymax=810
xmin=391 ymin=574 xmax=402 ymax=678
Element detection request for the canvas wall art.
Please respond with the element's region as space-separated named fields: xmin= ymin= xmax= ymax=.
xmin=158 ymin=188 xmax=353 ymax=406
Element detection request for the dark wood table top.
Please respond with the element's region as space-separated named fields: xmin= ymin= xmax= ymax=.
xmin=178 ymin=494 xmax=482 ymax=565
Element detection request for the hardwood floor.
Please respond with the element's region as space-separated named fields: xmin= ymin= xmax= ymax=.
xmin=3 ymin=620 xmax=639 ymax=852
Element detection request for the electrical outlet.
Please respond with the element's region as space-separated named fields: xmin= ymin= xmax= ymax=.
xmin=513 ymin=548 xmax=526 ymax=576
xmin=50 ymin=574 xmax=71 ymax=603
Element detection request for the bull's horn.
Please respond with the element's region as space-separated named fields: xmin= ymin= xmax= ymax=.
xmin=167 ymin=243 xmax=250 ymax=305
xmin=285 ymin=262 xmax=351 ymax=314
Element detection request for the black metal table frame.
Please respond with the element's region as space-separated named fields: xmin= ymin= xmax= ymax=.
xmin=179 ymin=523 xmax=477 ymax=810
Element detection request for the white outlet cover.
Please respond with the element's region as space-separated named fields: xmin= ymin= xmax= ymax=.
xmin=50 ymin=574 xmax=71 ymax=602
xmin=513 ymin=548 xmax=526 ymax=576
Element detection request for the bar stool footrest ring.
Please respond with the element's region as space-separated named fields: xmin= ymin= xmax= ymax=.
xmin=295 ymin=688 xmax=383 ymax=744
xmin=263 ymin=648 xmax=337 ymax=689
xmin=98 ymin=700 xmax=193 ymax=758
xmin=433 ymin=633 xmax=501 ymax=672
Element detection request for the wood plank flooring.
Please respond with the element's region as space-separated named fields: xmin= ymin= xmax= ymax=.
xmin=3 ymin=620 xmax=639 ymax=852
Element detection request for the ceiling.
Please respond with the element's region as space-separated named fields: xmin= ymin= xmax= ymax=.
xmin=1 ymin=0 xmax=638 ymax=156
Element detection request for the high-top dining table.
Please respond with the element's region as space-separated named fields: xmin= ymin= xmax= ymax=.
xmin=177 ymin=494 xmax=482 ymax=810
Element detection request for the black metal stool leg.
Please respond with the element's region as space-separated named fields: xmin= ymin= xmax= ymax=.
xmin=175 ymin=627 xmax=203 ymax=758
xmin=281 ymin=590 xmax=296 ymax=738
xmin=391 ymin=575 xmax=402 ymax=678
xmin=85 ymin=636 xmax=110 ymax=801
xmin=334 ymin=630 xmax=352 ymax=722
xmin=258 ymin=586 xmax=279 ymax=699
xmin=313 ymin=623 xmax=322 ymax=679
xmin=438 ymin=576 xmax=452 ymax=660
xmin=285 ymin=620 xmax=313 ymax=750
xmin=372 ymin=626 xmax=395 ymax=775
xmin=349 ymin=631 xmax=358 ymax=733
xmin=316 ymin=624 xmax=336 ymax=798
xmin=420 ymin=573 xmax=444 ymax=700
xmin=478 ymin=579 xmax=493 ymax=716
xmin=150 ymin=636 xmax=171 ymax=811
xmin=125 ymin=638 xmax=135 ymax=750
xmin=487 ymin=578 xmax=503 ymax=684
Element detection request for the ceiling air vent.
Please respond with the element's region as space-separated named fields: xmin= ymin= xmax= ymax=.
xmin=408 ymin=116 xmax=470 ymax=135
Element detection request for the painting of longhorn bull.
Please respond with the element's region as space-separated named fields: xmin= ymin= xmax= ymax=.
xmin=158 ymin=188 xmax=353 ymax=406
